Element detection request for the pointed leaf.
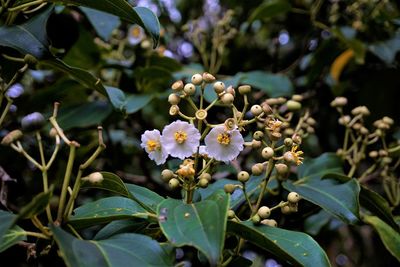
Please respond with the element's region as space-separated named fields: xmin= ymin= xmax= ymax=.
xmin=80 ymin=7 xmax=121 ymax=41
xmin=126 ymin=183 xmax=164 ymax=213
xmin=0 ymin=6 xmax=52 ymax=58
xmin=363 ymin=215 xmax=400 ymax=262
xmin=157 ymin=190 xmax=229 ymax=265
xmin=249 ymin=0 xmax=291 ymax=21
xmin=228 ymin=221 xmax=331 ymax=267
xmin=125 ymin=94 xmax=154 ymax=114
xmin=48 ymin=0 xmax=160 ymax=46
xmin=0 ymin=225 xmax=27 ymax=253
xmin=81 ymin=172 xmax=131 ymax=197
xmin=105 ymin=86 xmax=127 ymax=112
xmin=51 ymin=226 xmax=174 ymax=267
xmin=68 ymin=196 xmax=147 ymax=229
xmin=94 ymin=219 xmax=148 ymax=240
xmin=17 ymin=190 xmax=52 ymax=219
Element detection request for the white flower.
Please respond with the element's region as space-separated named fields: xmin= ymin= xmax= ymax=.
xmin=161 ymin=120 xmax=200 ymax=159
xmin=128 ymin=25 xmax=144 ymax=45
xmin=141 ymin=130 xmax=168 ymax=165
xmin=205 ymin=125 xmax=244 ymax=163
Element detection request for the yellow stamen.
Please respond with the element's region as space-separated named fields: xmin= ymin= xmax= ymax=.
xmin=217 ymin=133 xmax=231 ymax=145
xmin=146 ymin=140 xmax=160 ymax=152
xmin=131 ymin=26 xmax=141 ymax=37
xmin=291 ymin=146 xmax=304 ymax=165
xmin=174 ymin=131 xmax=187 ymax=144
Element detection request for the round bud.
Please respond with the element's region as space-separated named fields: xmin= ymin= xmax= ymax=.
xmin=198 ymin=178 xmax=209 ymax=188
xmin=224 ymin=184 xmax=236 ymax=194
xmin=183 ymin=83 xmax=196 ymax=95
xmin=226 ymin=86 xmax=235 ymax=96
xmin=261 ymin=219 xmax=277 ymax=227
xmin=276 ymin=97 xmax=287 ymax=104
xmin=24 ymin=54 xmax=38 ymax=65
xmin=49 ymin=128 xmax=58 ymax=138
xmin=306 ymin=117 xmax=316 ymax=126
xmin=286 ymin=100 xmax=302 ymax=111
xmin=171 ymin=80 xmax=184 ymax=91
xmin=168 ymin=93 xmax=180 ymax=105
xmin=330 ymin=96 xmax=348 ymax=107
xmin=250 ymin=105 xmax=263 ymax=116
xmin=1 ymin=130 xmax=23 ymax=146
xmin=292 ymin=135 xmax=302 ymax=145
xmin=227 ymin=210 xmax=235 ymax=219
xmin=251 ymin=140 xmax=262 ymax=149
xmin=275 ymin=163 xmax=289 ymax=175
xmin=213 ymin=81 xmax=225 ymax=94
xmin=281 ymin=204 xmax=291 ymax=214
xmin=83 ymin=172 xmax=104 ymax=184
xmin=382 ymin=157 xmax=392 ymax=164
xmin=360 ymin=127 xmax=368 ymax=135
xmin=253 ymin=131 xmax=264 ymax=140
xmin=237 ymin=171 xmax=250 ymax=183
xmin=351 ymin=106 xmax=370 ymax=116
xmin=191 ymin=73 xmax=203 ymax=85
xmin=291 ymin=94 xmax=303 ymax=102
xmin=257 ymin=206 xmax=271 ymax=219
xmin=169 ymin=105 xmax=180 ymax=116
xmin=284 ymin=138 xmax=293 ymax=147
xmin=221 ymin=93 xmax=234 ymax=105
xmin=352 ymin=123 xmax=362 ymax=130
xmin=306 ymin=126 xmax=315 ymax=134
xmin=202 ymin=72 xmax=216 ymax=83
xmin=369 ymin=151 xmax=378 ymax=158
xmin=382 ymin=116 xmax=394 ymax=125
xmin=261 ymin=147 xmax=274 ymax=159
xmin=161 ymin=169 xmax=174 ymax=182
xmin=238 ymin=85 xmax=251 ymax=95
xmin=284 ymin=128 xmax=294 ymax=136
xmin=21 ymin=112 xmax=45 ymax=131
xmin=283 ymin=151 xmax=295 ymax=164
xmin=168 ymin=178 xmax=180 ymax=189
xmin=251 ymin=163 xmax=264 ymax=176
xmin=261 ymin=102 xmax=273 ymax=114
xmin=378 ymin=150 xmax=388 ymax=157
xmin=199 ymin=172 xmax=212 ymax=181
xmin=251 ymin=214 xmax=261 ymax=225
xmin=287 ymin=192 xmax=301 ymax=203
xmin=338 ymin=115 xmax=351 ymax=125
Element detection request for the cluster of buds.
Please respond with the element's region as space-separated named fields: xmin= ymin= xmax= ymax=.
xmin=331 ymin=96 xmax=399 ymax=206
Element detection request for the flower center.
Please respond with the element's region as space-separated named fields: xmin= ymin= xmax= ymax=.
xmin=217 ymin=133 xmax=231 ymax=145
xmin=131 ymin=27 xmax=141 ymax=37
xmin=146 ymin=139 xmax=160 ymax=152
xmin=174 ymin=131 xmax=187 ymax=144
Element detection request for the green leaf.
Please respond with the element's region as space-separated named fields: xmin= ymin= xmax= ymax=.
xmin=68 ymin=196 xmax=147 ymax=229
xmin=105 ymin=86 xmax=127 ymax=112
xmin=283 ymin=153 xmax=360 ymax=224
xmin=126 ymin=183 xmax=164 ymax=213
xmin=364 ymin=215 xmax=400 ymax=262
xmin=0 ymin=6 xmax=52 ymax=58
xmin=369 ymin=32 xmax=400 ymax=64
xmin=0 ymin=210 xmax=18 ymax=252
xmin=51 ymin=226 xmax=174 ymax=267
xmin=80 ymin=7 xmax=121 ymax=41
xmin=81 ymin=172 xmax=131 ymax=197
xmin=125 ymin=94 xmax=154 ymax=114
xmin=228 ymin=221 xmax=331 ymax=267
xmin=94 ymin=219 xmax=148 ymax=240
xmin=249 ymin=0 xmax=291 ymax=21
xmin=157 ymin=190 xmax=229 ymax=265
xmin=0 ymin=225 xmax=27 ymax=253
xmin=48 ymin=0 xmax=160 ymax=46
xmin=17 ymin=190 xmax=52 ymax=219
xmin=304 ymin=210 xmax=332 ymax=236
xmin=56 ymin=102 xmax=112 ymax=130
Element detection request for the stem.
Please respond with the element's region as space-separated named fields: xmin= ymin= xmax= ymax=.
xmin=0 ymin=96 xmax=12 ymax=127
xmin=8 ymin=0 xmax=43 ymax=12
xmin=24 ymin=231 xmax=50 ymax=240
xmin=56 ymin=144 xmax=77 ymax=223
xmin=242 ymin=183 xmax=254 ymax=213
xmin=10 ymin=142 xmax=42 ymax=170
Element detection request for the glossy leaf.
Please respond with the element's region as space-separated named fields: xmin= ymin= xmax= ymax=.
xmin=56 ymin=102 xmax=112 ymax=130
xmin=249 ymin=0 xmax=291 ymax=21
xmin=81 ymin=172 xmax=131 ymax=197
xmin=363 ymin=215 xmax=400 ymax=262
xmin=48 ymin=0 xmax=160 ymax=46
xmin=0 ymin=210 xmax=17 ymax=251
xmin=125 ymin=94 xmax=154 ymax=114
xmin=0 ymin=6 xmax=52 ymax=58
xmin=228 ymin=221 xmax=331 ymax=267
xmin=0 ymin=225 xmax=27 ymax=253
xmin=17 ymin=190 xmax=52 ymax=219
xmin=94 ymin=219 xmax=148 ymax=240
xmin=283 ymin=153 xmax=360 ymax=224
xmin=105 ymin=86 xmax=127 ymax=112
xmin=369 ymin=32 xmax=400 ymax=64
xmin=51 ymin=226 xmax=174 ymax=267
xmin=126 ymin=183 xmax=164 ymax=213
xmin=157 ymin=190 xmax=229 ymax=265
xmin=304 ymin=210 xmax=332 ymax=236
xmin=68 ymin=196 xmax=147 ymax=229
xmin=80 ymin=7 xmax=121 ymax=41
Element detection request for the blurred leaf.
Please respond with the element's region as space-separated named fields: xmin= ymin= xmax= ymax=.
xmin=125 ymin=94 xmax=154 ymax=114
xmin=105 ymin=86 xmax=127 ymax=112
xmin=173 ymin=63 xmax=204 ymax=80
xmin=17 ymin=190 xmax=52 ymax=219
xmin=94 ymin=219 xmax=148 ymax=240
xmin=369 ymin=32 xmax=400 ymax=64
xmin=283 ymin=153 xmax=360 ymax=224
xmin=68 ymin=196 xmax=147 ymax=229
xmin=149 ymin=55 xmax=182 ymax=72
xmin=0 ymin=210 xmax=17 ymax=252
xmin=332 ymin=27 xmax=366 ymax=63
xmin=134 ymin=66 xmax=173 ymax=93
xmin=81 ymin=172 xmax=130 ymax=197
xmin=249 ymin=0 xmax=291 ymax=21
xmin=364 ymin=215 xmax=400 ymax=262
xmin=0 ymin=6 xmax=52 ymax=58
xmin=56 ymin=101 xmax=112 ymax=130
xmin=51 ymin=226 xmax=174 ymax=267
xmin=157 ymin=190 xmax=229 ymax=265
xmin=227 ymin=256 xmax=253 ymax=267
xmin=0 ymin=225 xmax=26 ymax=253
xmin=228 ymin=221 xmax=331 ymax=267
xmin=80 ymin=7 xmax=121 ymax=41
xmin=39 ymin=58 xmax=107 ymax=95
xmin=330 ymin=49 xmax=354 ymax=83
xmin=304 ymin=210 xmax=332 ymax=236
xmin=48 ymin=1 xmax=160 ymax=46
xmin=126 ymin=183 xmax=164 ymax=213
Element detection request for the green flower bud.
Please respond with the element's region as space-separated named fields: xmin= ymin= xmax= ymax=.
xmin=250 ymin=105 xmax=263 ymax=116
xmin=261 ymin=219 xmax=277 ymax=227
xmin=261 ymin=147 xmax=274 ymax=159
xmin=183 ymin=83 xmax=196 ymax=95
xmin=1 ymin=130 xmax=23 ymax=146
xmin=213 ymin=81 xmax=225 ymax=94
xmin=198 ymin=178 xmax=209 ymax=188
xmin=224 ymin=184 xmax=236 ymax=194
xmin=161 ymin=169 xmax=174 ymax=182
xmin=251 ymin=163 xmax=264 ymax=176
xmin=238 ymin=85 xmax=251 ymax=95
xmin=251 ymin=214 xmax=261 ymax=225
xmin=257 ymin=206 xmax=271 ymax=219
xmin=199 ymin=172 xmax=212 ymax=181
xmin=191 ymin=73 xmax=203 ymax=85
xmin=237 ymin=171 xmax=250 ymax=183
xmin=227 ymin=210 xmax=235 ymax=219
xmin=287 ymin=192 xmax=301 ymax=203
xmin=253 ymin=131 xmax=264 ymax=140
xmin=168 ymin=178 xmax=180 ymax=189
xmin=221 ymin=93 xmax=234 ymax=105
xmin=168 ymin=93 xmax=181 ymax=105
xmin=286 ymin=100 xmax=302 ymax=111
